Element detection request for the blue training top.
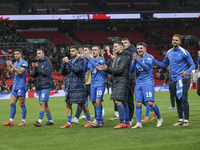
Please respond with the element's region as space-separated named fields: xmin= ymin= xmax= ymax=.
xmin=154 ymin=46 xmax=195 ymax=82
xmin=83 ymin=57 xmax=106 ymax=86
xmin=130 ymin=53 xmax=154 ymax=84
xmin=13 ymin=59 xmax=28 ymax=91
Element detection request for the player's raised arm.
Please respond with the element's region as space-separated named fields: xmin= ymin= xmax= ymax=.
xmin=7 ymin=60 xmax=14 ymax=75
xmin=7 ymin=60 xmax=26 ymax=75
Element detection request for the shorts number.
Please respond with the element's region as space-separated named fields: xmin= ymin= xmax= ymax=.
xmin=97 ymin=90 xmax=102 ymax=96
xmin=146 ymin=92 xmax=152 ymax=98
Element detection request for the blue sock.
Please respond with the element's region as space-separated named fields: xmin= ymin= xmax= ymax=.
xmin=96 ymin=105 xmax=102 ymax=124
xmin=117 ymin=104 xmax=124 ymax=123
xmin=124 ymin=104 xmax=129 ymax=124
xmin=85 ymin=113 xmax=90 ymax=122
xmin=46 ymin=114 xmax=52 ymax=121
xmin=145 ymin=103 xmax=151 ymax=118
xmin=136 ymin=106 xmax=142 ymax=123
xmin=100 ymin=107 xmax=104 ymax=124
xmin=152 ymin=104 xmax=161 ymax=119
xmin=85 ymin=98 xmax=88 ymax=107
xmin=21 ymin=105 xmax=27 ymax=120
xmin=67 ymin=116 xmax=72 ymax=123
xmin=10 ymin=104 xmax=16 ymax=120
xmin=39 ymin=111 xmax=45 ymax=120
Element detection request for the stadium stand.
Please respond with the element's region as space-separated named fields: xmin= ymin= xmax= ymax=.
xmin=17 ymin=30 xmax=74 ymax=45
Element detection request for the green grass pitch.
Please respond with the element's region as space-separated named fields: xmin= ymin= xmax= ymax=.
xmin=0 ymin=89 xmax=200 ymax=150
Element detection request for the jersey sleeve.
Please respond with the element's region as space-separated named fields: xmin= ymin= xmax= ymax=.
xmin=21 ymin=61 xmax=28 ymax=69
xmin=154 ymin=54 xmax=169 ymax=68
xmin=185 ymin=50 xmax=195 ymax=74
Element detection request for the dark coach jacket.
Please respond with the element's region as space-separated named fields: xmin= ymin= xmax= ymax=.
xmin=106 ymin=50 xmax=130 ymax=101
xmin=61 ymin=57 xmax=86 ymax=104
xmin=30 ymin=56 xmax=52 ymax=90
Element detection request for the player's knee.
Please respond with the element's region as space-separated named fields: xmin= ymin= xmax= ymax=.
xmin=19 ymin=101 xmax=25 ymax=106
xmin=136 ymin=102 xmax=141 ymax=106
xmin=10 ymin=101 xmax=16 ymax=105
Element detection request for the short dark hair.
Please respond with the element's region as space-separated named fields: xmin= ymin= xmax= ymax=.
xmin=174 ymin=34 xmax=182 ymax=40
xmin=37 ymin=49 xmax=45 ymax=54
xmin=136 ymin=42 xmax=147 ymax=48
xmin=70 ymin=45 xmax=79 ymax=51
xmin=92 ymin=45 xmax=101 ymax=50
xmin=114 ymin=41 xmax=123 ymax=46
xmin=122 ymin=38 xmax=130 ymax=43
xmin=14 ymin=49 xmax=22 ymax=53
xmin=84 ymin=45 xmax=92 ymax=51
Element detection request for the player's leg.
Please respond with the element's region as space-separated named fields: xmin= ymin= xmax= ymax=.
xmin=144 ymin=82 xmax=163 ymax=127
xmin=71 ymin=105 xmax=82 ymax=123
xmin=90 ymin=85 xmax=97 ymax=123
xmin=109 ymin=82 xmax=119 ymax=120
xmin=182 ymin=79 xmax=190 ymax=127
xmin=60 ymin=100 xmax=73 ymax=128
xmin=168 ymin=83 xmax=175 ymax=109
xmin=172 ymin=81 xmax=184 ymax=126
xmin=78 ymin=85 xmax=90 ymax=120
xmin=33 ymin=90 xmax=45 ymax=127
xmin=141 ymin=101 xmax=150 ymax=122
xmin=43 ymin=102 xmax=54 ymax=126
xmin=18 ymin=96 xmax=27 ymax=126
xmin=79 ymin=103 xmax=92 ymax=127
xmin=122 ymin=101 xmax=130 ymax=128
xmin=131 ymin=84 xmax=143 ymax=129
xmin=3 ymin=93 xmax=17 ymax=126
xmin=128 ymin=80 xmax=135 ymax=125
xmin=93 ymin=86 xmax=105 ymax=127
xmin=113 ymin=100 xmax=124 ymax=129
xmin=17 ymin=88 xmax=27 ymax=126
xmin=40 ymin=89 xmax=53 ymax=126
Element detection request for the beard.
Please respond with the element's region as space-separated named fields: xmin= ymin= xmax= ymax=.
xmin=173 ymin=43 xmax=178 ymax=48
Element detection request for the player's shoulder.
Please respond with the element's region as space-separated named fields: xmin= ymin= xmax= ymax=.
xmin=21 ymin=59 xmax=28 ymax=64
xmin=179 ymin=46 xmax=189 ymax=56
xmin=166 ymin=48 xmax=173 ymax=55
xmin=146 ymin=53 xmax=154 ymax=59
xmin=98 ymin=57 xmax=105 ymax=63
xmin=21 ymin=59 xmax=28 ymax=67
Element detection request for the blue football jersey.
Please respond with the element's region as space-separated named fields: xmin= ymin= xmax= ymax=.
xmin=135 ymin=54 xmax=154 ymax=84
xmin=88 ymin=57 xmax=106 ymax=86
xmin=13 ymin=59 xmax=28 ymax=91
xmin=154 ymin=46 xmax=195 ymax=82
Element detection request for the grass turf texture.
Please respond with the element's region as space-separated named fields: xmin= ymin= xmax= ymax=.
xmin=0 ymin=89 xmax=200 ymax=150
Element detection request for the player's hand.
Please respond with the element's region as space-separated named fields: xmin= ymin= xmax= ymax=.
xmin=35 ymin=62 xmax=39 ymax=68
xmin=6 ymin=60 xmax=12 ymax=66
xmin=63 ymin=57 xmax=69 ymax=63
xmin=163 ymin=83 xmax=166 ymax=87
xmin=133 ymin=53 xmax=138 ymax=62
xmin=96 ymin=64 xmax=107 ymax=71
xmin=84 ymin=53 xmax=90 ymax=59
xmin=181 ymin=71 xmax=187 ymax=77
xmin=32 ymin=62 xmax=35 ymax=67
